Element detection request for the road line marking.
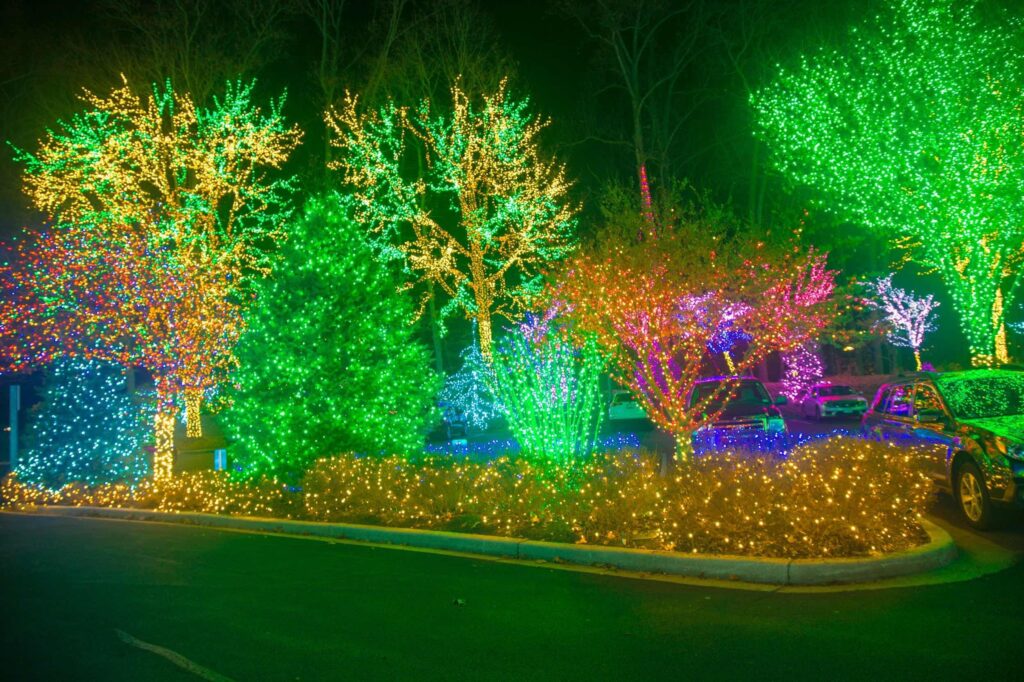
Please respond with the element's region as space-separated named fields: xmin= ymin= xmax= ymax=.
xmin=115 ymin=629 xmax=234 ymax=682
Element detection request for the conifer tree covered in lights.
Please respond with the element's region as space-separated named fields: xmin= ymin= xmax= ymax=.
xmin=490 ymin=309 xmax=604 ymax=462
xmin=753 ymin=0 xmax=1024 ymax=367
xmin=9 ymin=77 xmax=301 ymax=477
xmin=226 ymin=196 xmax=440 ymax=480
xmin=438 ymin=324 xmax=502 ymax=431
xmin=326 ymin=79 xmax=578 ymax=361
xmin=17 ymin=357 xmax=152 ymax=490
xmin=863 ymin=274 xmax=940 ymax=371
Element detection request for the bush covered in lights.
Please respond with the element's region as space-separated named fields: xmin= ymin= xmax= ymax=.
xmin=490 ymin=311 xmax=605 ymax=462
xmin=16 ymin=357 xmax=152 ymax=489
xmin=225 ymin=196 xmax=441 ymax=479
xmin=2 ymin=437 xmax=932 ymax=559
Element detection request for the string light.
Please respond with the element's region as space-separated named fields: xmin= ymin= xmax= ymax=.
xmin=326 ymin=78 xmax=578 ymax=361
xmin=16 ymin=357 xmax=152 ymax=489
xmin=555 ymin=223 xmax=836 ymax=460
xmin=863 ymin=274 xmax=940 ymax=371
xmin=438 ymin=323 xmax=503 ymax=431
xmin=490 ymin=310 xmax=605 ymax=462
xmin=753 ymin=0 xmax=1024 ymax=366
xmin=8 ymin=77 xmax=301 ymax=476
xmin=1 ymin=437 xmax=933 ymax=560
xmin=225 ymin=196 xmax=441 ymax=480
xmin=780 ymin=341 xmax=825 ymax=401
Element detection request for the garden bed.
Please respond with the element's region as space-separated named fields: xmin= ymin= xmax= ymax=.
xmin=1 ymin=436 xmax=933 ymax=560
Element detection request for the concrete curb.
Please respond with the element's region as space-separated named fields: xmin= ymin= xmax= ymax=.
xmin=26 ymin=506 xmax=956 ymax=585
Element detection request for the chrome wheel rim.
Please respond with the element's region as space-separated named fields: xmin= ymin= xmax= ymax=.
xmin=959 ymin=472 xmax=984 ymax=522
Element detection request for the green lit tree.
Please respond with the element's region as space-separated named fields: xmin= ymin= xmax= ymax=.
xmin=226 ymin=195 xmax=441 ymax=479
xmin=491 ymin=309 xmax=605 ymax=463
xmin=17 ymin=357 xmax=152 ymax=490
xmin=326 ymin=79 xmax=578 ymax=362
xmin=753 ymin=0 xmax=1024 ymax=367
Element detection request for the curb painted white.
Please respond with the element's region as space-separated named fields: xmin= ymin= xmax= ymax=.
xmin=27 ymin=506 xmax=956 ymax=585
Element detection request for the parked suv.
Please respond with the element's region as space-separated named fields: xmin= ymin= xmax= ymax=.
xmin=862 ymin=369 xmax=1024 ymax=528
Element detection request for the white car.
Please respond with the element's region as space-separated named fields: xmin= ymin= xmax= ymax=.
xmin=608 ymin=390 xmax=646 ymax=420
xmin=801 ymin=383 xmax=869 ymax=420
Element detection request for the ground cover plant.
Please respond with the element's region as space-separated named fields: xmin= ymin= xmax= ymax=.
xmin=1 ymin=436 xmax=932 ymax=559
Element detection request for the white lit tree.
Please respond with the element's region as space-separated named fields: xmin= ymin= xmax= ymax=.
xmin=863 ymin=274 xmax=940 ymax=371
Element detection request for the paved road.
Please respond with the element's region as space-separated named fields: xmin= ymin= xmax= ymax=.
xmin=2 ymin=510 xmax=1021 ymax=681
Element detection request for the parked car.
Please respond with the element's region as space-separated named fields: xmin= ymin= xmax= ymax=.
xmin=800 ymin=383 xmax=869 ymax=420
xmin=862 ymin=369 xmax=1024 ymax=528
xmin=608 ymin=390 xmax=646 ymax=420
xmin=690 ymin=377 xmax=787 ymax=443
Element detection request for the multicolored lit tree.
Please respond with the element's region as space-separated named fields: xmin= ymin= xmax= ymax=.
xmin=438 ymin=324 xmax=502 ymax=432
xmin=753 ymin=0 xmax=1024 ymax=366
xmin=556 ymin=221 xmax=835 ymax=460
xmin=226 ymin=196 xmax=440 ymax=480
xmin=326 ymin=79 xmax=578 ymax=361
xmin=0 ymin=223 xmax=244 ymax=479
xmin=17 ymin=357 xmax=152 ymax=490
xmin=490 ymin=309 xmax=604 ymax=462
xmin=8 ymin=77 xmax=301 ymax=477
xmin=863 ymin=275 xmax=940 ymax=371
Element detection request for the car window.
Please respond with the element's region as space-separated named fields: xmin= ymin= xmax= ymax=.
xmin=914 ymin=383 xmax=946 ymax=417
xmin=820 ymin=385 xmax=855 ymax=396
xmin=883 ymin=384 xmax=913 ymax=417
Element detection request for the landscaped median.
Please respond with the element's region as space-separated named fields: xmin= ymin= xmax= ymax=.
xmin=0 ymin=436 xmax=958 ymax=584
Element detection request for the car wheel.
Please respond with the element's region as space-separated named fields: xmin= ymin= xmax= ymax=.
xmin=814 ymin=405 xmax=822 ymax=422
xmin=955 ymin=461 xmax=995 ymax=530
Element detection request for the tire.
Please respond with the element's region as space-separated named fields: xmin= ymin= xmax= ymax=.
xmin=955 ymin=461 xmax=995 ymax=530
xmin=814 ymin=405 xmax=822 ymax=422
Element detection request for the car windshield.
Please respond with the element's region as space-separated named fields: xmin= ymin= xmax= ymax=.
xmin=938 ymin=372 xmax=1024 ymax=420
xmin=690 ymin=380 xmax=771 ymax=409
xmin=818 ymin=385 xmax=855 ymax=396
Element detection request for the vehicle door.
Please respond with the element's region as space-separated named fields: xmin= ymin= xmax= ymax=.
xmin=876 ymin=382 xmax=915 ymax=442
xmin=910 ymin=381 xmax=958 ymax=484
xmin=863 ymin=385 xmax=891 ymax=438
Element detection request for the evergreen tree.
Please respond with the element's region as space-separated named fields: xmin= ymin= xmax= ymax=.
xmin=226 ymin=195 xmax=440 ymax=479
xmin=18 ymin=357 xmax=151 ymax=489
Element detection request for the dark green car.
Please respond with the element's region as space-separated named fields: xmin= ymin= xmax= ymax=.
xmin=862 ymin=369 xmax=1024 ymax=528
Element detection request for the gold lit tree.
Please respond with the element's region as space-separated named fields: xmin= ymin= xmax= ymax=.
xmin=326 ymin=79 xmax=578 ymax=361
xmin=10 ymin=77 xmax=301 ymax=477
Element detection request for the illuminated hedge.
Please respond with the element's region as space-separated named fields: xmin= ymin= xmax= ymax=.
xmin=2 ymin=437 xmax=932 ymax=559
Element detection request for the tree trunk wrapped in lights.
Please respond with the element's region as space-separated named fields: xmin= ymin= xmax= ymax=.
xmin=326 ymin=79 xmax=578 ymax=362
xmin=555 ymin=212 xmax=836 ymax=462
xmin=753 ymin=0 xmax=1024 ymax=366
xmin=7 ymin=78 xmax=300 ymax=477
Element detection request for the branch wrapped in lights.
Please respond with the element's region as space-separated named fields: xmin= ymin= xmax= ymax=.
xmin=326 ymin=79 xmax=578 ymax=361
xmin=863 ymin=274 xmax=940 ymax=371
xmin=555 ymin=220 xmax=835 ymax=460
xmin=490 ymin=309 xmax=605 ymax=462
xmin=753 ymin=0 xmax=1024 ymax=366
